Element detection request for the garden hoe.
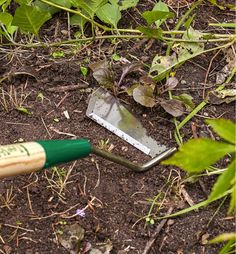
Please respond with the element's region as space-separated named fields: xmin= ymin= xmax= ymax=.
xmin=0 ymin=88 xmax=176 ymax=178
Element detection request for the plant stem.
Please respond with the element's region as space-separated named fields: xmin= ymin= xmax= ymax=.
xmin=166 ymin=0 xmax=204 ymax=56
xmin=40 ymin=0 xmax=110 ymax=31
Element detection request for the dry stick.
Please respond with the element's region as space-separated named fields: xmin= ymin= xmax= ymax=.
xmin=142 ymin=207 xmax=174 ymax=254
xmin=47 ymin=83 xmax=88 ymax=93
xmin=202 ymin=49 xmax=222 ymax=99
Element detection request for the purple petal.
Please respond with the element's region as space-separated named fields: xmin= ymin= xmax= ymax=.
xmin=76 ymin=209 xmax=85 ymax=217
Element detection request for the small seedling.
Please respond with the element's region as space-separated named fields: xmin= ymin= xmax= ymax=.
xmin=80 ymin=66 xmax=88 ymax=77
xmin=51 ymin=51 xmax=65 ymax=58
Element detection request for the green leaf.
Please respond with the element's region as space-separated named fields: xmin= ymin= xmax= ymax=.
xmin=163 ymin=139 xmax=235 ymax=172
xmin=137 ymin=26 xmax=163 ymax=39
xmin=153 ymin=0 xmax=169 ymax=27
xmin=150 ymin=27 xmax=205 ymax=81
xmin=80 ymin=66 xmax=88 ymax=77
xmin=51 ymin=51 xmax=65 ymax=58
xmin=118 ymin=0 xmax=138 ymax=10
xmin=12 ymin=4 xmax=51 ymax=35
xmin=17 ymin=107 xmax=31 ymax=115
xmin=184 ymin=14 xmax=195 ymax=30
xmin=142 ymin=10 xmax=174 ymax=26
xmin=207 ymin=119 xmax=236 ymax=144
xmin=228 ymin=181 xmax=236 ymax=214
xmin=208 ymin=159 xmax=235 ymax=201
xmin=70 ymin=14 xmax=87 ymax=33
xmin=0 ymin=12 xmax=17 ymax=35
xmin=34 ymin=0 xmax=60 ymax=15
xmin=209 ymin=233 xmax=236 ymax=243
xmin=76 ymin=0 xmax=108 ymax=18
xmin=96 ymin=2 xmax=121 ymax=28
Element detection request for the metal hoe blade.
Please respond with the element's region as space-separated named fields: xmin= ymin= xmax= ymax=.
xmin=86 ymin=88 xmax=168 ymax=157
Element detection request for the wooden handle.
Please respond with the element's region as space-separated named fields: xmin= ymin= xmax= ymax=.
xmin=0 ymin=142 xmax=46 ymax=178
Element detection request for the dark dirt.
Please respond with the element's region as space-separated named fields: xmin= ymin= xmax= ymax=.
xmin=0 ymin=1 xmax=235 ymax=254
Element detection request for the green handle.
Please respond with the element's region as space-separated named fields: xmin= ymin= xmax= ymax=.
xmin=37 ymin=139 xmax=92 ymax=169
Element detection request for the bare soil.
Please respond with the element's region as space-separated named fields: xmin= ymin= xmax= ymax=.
xmin=0 ymin=1 xmax=235 ymax=254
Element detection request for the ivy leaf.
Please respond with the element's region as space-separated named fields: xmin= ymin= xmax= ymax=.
xmin=208 ymin=159 xmax=235 ymax=202
xmin=207 ymin=119 xmax=236 ymax=145
xmin=153 ymin=0 xmax=170 ymax=27
xmin=12 ymin=4 xmax=51 ymax=35
xmin=142 ymin=10 xmax=174 ymax=26
xmin=76 ymin=0 xmax=108 ymax=18
xmin=162 ymin=139 xmax=235 ymax=172
xmin=96 ymin=3 xmax=121 ymax=28
xmin=132 ymin=85 xmax=156 ymax=107
xmin=159 ymin=98 xmax=185 ymax=117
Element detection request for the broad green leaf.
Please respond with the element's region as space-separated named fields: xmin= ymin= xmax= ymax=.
xmin=75 ymin=0 xmax=108 ymax=18
xmin=51 ymin=0 xmax=71 ymax=8
xmin=150 ymin=27 xmax=204 ymax=81
xmin=12 ymin=4 xmax=51 ymax=35
xmin=34 ymin=0 xmax=60 ymax=15
xmin=207 ymin=119 xmax=236 ymax=144
xmin=228 ymin=182 xmax=236 ymax=214
xmin=118 ymin=0 xmax=138 ymax=10
xmin=0 ymin=12 xmax=17 ymax=35
xmin=137 ymin=26 xmax=163 ymax=39
xmin=208 ymin=159 xmax=235 ymax=201
xmin=15 ymin=0 xmax=32 ymax=4
xmin=209 ymin=233 xmax=236 ymax=243
xmin=163 ymin=139 xmax=235 ymax=172
xmin=132 ymin=85 xmax=156 ymax=107
xmin=153 ymin=0 xmax=169 ymax=27
xmin=142 ymin=10 xmax=174 ymax=26
xmin=96 ymin=3 xmax=121 ymax=28
xmin=70 ymin=14 xmax=87 ymax=33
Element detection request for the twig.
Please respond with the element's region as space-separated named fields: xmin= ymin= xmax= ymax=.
xmin=203 ymin=49 xmax=222 ymax=99
xmin=47 ymin=83 xmax=88 ymax=93
xmin=142 ymin=207 xmax=174 ymax=254
xmin=41 ymin=117 xmax=52 ymax=138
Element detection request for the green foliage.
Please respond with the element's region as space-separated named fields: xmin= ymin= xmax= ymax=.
xmin=12 ymin=4 xmax=51 ymax=35
xmin=163 ymin=118 xmax=236 ymax=214
xmin=96 ymin=2 xmax=121 ymax=28
xmin=150 ymin=27 xmax=205 ymax=81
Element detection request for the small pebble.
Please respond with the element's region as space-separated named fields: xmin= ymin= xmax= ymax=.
xmin=203 ymin=112 xmax=209 ymax=116
xmin=121 ymin=146 xmax=128 ymax=152
xmin=181 ymin=79 xmax=187 ymax=85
